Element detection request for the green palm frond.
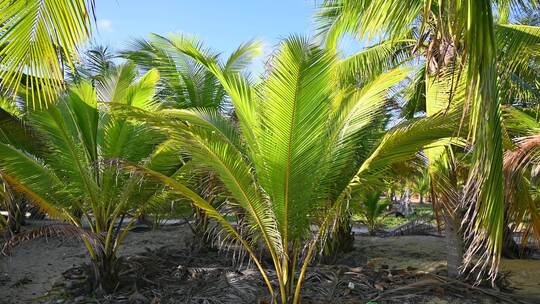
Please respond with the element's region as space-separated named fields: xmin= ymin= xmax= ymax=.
xmin=0 ymin=96 xmax=39 ymax=151
xmin=169 ymin=111 xmax=283 ymax=253
xmin=401 ymin=65 xmax=427 ymax=118
xmin=496 ymin=25 xmax=540 ymax=74
xmin=99 ymin=65 xmax=164 ymax=161
xmin=255 ymin=36 xmax=334 ymax=241
xmin=502 ymin=106 xmax=540 ymax=136
xmin=224 ymin=40 xmax=263 ymax=73
xmin=96 ymin=64 xmax=138 ymax=104
xmin=495 ymin=0 xmax=540 ymax=23
xmin=124 ymin=34 xmax=223 ymax=108
xmin=462 ymin=1 xmax=505 ymax=281
xmin=316 ymin=0 xmax=424 ymax=49
xmin=28 ymin=99 xmax=99 ymax=203
xmin=495 ymin=24 xmax=540 ymax=104
xmin=0 ymin=0 xmax=95 ymax=107
xmin=144 ymin=139 xmax=186 ymax=176
xmin=0 ymin=143 xmax=70 ymax=219
xmin=156 ymin=36 xmax=265 ymax=164
xmin=117 ymin=104 xmax=283 ymax=254
xmin=65 ymin=82 xmax=99 ymax=161
xmin=357 ymin=110 xmax=464 ymax=180
xmin=336 ymin=39 xmax=415 ymax=86
xmin=323 ymin=68 xmax=408 ymax=199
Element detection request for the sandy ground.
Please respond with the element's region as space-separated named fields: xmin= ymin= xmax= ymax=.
xmin=1 ymin=224 xmax=540 ymax=303
xmin=355 ymin=235 xmax=540 ymax=300
xmin=0 ymin=223 xmax=190 ymax=304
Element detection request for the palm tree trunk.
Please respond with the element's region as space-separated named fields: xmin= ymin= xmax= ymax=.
xmin=3 ymin=187 xmax=25 ymax=238
xmin=445 ymin=212 xmax=463 ymax=278
xmin=91 ymin=253 xmax=119 ymax=294
xmin=502 ymin=224 xmax=521 ymax=258
xmin=320 ymin=213 xmax=354 ymax=262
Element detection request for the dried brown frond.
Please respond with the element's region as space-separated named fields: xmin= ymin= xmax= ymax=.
xmin=1 ymin=224 xmax=103 ymax=256
xmin=503 ymin=134 xmax=540 ymax=248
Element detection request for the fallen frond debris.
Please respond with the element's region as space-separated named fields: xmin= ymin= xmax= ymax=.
xmin=43 ymin=246 xmax=536 ymax=304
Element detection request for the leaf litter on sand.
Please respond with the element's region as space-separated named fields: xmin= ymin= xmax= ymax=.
xmin=42 ymin=246 xmax=538 ymax=304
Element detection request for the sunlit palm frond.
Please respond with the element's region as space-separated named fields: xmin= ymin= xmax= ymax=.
xmin=99 ymin=65 xmax=164 ymax=161
xmin=168 ymin=110 xmax=283 ymax=253
xmin=502 ymin=106 xmax=540 ymax=136
xmin=316 ymin=0 xmax=424 ymax=49
xmin=495 ymin=0 xmax=540 ymax=23
xmin=224 ymin=40 xmax=263 ymax=73
xmin=95 ymin=63 xmax=137 ymax=104
xmin=495 ymin=24 xmax=540 ymax=105
xmin=124 ymin=34 xmax=259 ymax=111
xmin=0 ymin=143 xmax=69 ymax=218
xmin=357 ymin=110 xmax=464 ymax=181
xmin=462 ymin=1 xmax=506 ymax=281
xmin=124 ymin=34 xmax=222 ymax=108
xmin=255 ymin=36 xmax=334 ymax=241
xmin=323 ymin=68 xmax=408 ymax=199
xmin=28 ymin=99 xmax=99 ymax=203
xmin=149 ymin=35 xmax=262 ymax=153
xmin=336 ymin=39 xmax=415 ymax=86
xmin=0 ymin=0 xmax=95 ymax=107
xmin=401 ymin=65 xmax=427 ymax=118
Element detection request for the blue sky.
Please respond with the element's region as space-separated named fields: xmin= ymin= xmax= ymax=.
xmin=93 ymin=1 xmax=362 ymax=74
xmin=94 ymin=1 xmax=318 ymax=71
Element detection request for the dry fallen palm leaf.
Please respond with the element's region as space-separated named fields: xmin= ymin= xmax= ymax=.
xmin=1 ymin=223 xmax=103 ymax=256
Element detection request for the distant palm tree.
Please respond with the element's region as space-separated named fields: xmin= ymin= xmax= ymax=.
xmin=0 ymin=0 xmax=96 ymax=107
xmin=357 ymin=192 xmax=390 ymax=235
xmin=412 ymin=170 xmax=430 ymax=204
xmin=123 ymin=34 xmax=260 ymax=111
xmin=71 ymin=45 xmax=118 ymax=84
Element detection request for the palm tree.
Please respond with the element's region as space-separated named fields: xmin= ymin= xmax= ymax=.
xmin=316 ymin=0 xmax=540 ymax=280
xmin=0 ymin=0 xmax=96 ymax=107
xmin=123 ymin=34 xmax=261 ymax=111
xmin=412 ymin=169 xmax=430 ymax=204
xmin=357 ymin=191 xmax=390 ymax=235
xmin=122 ymin=35 xmax=461 ymax=303
xmin=69 ymin=45 xmax=118 ymax=84
xmin=0 ymin=64 xmax=185 ymax=292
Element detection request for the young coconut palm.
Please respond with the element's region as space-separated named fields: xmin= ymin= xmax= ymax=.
xmin=121 ymin=35 xmax=462 ymax=303
xmin=0 ymin=64 xmax=186 ymax=292
xmin=357 ymin=192 xmax=390 ymax=235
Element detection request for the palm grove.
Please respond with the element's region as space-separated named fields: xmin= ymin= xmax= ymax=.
xmin=0 ymin=0 xmax=540 ymax=303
